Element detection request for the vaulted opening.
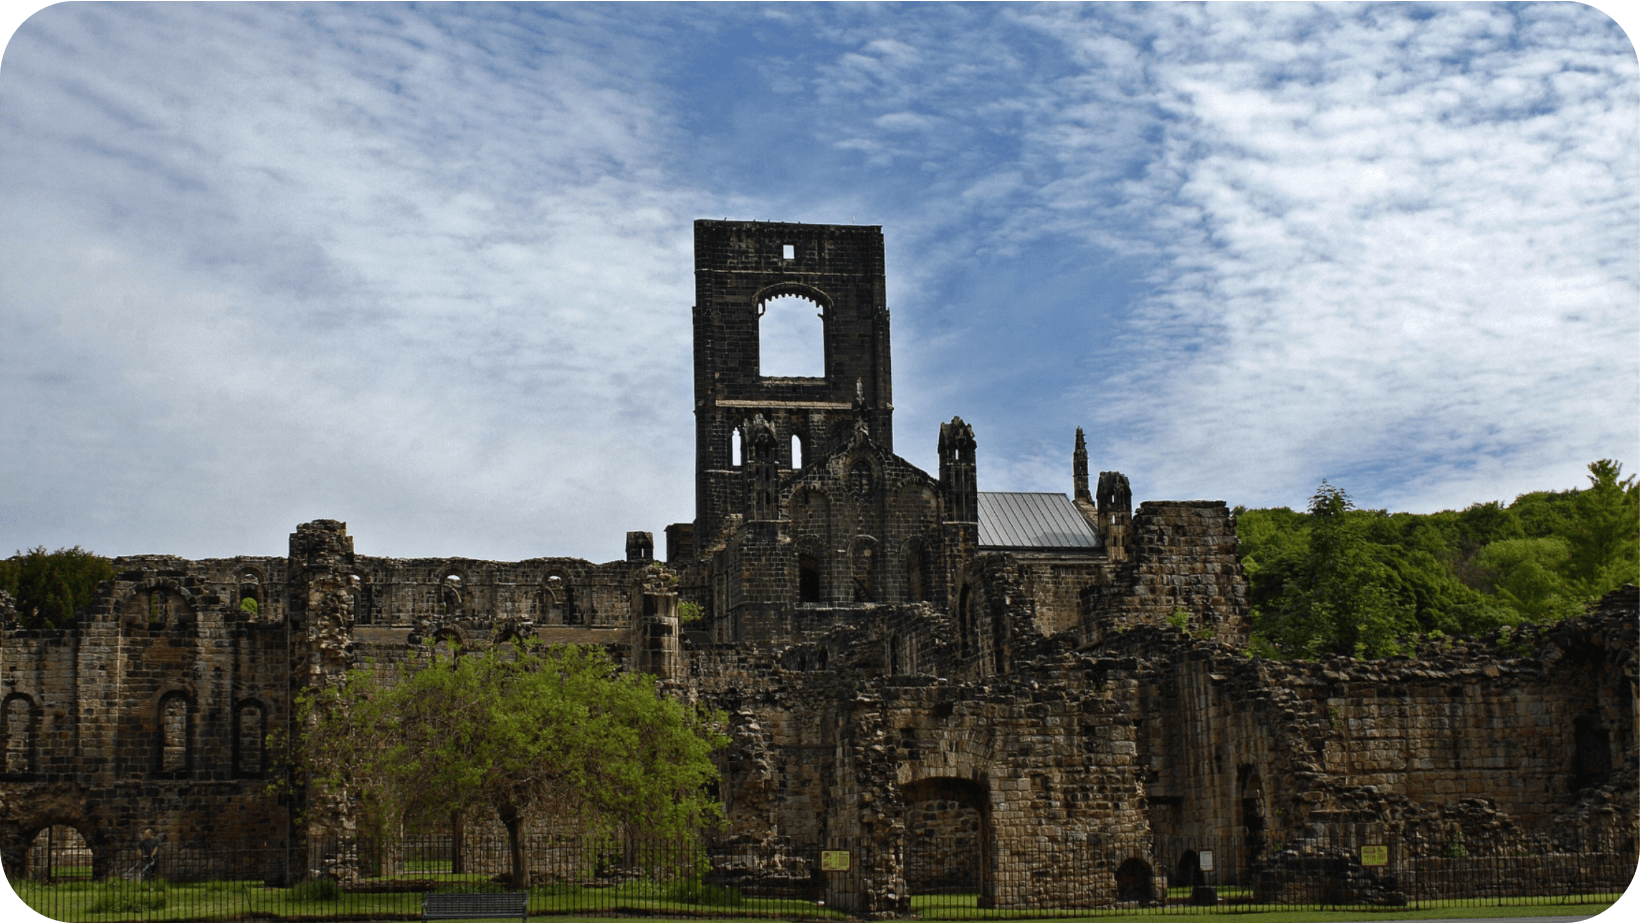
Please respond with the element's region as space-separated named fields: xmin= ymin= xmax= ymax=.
xmin=903 ymin=776 xmax=993 ymax=908
xmin=1573 ymin=713 xmax=1612 ymax=791
xmin=1116 ymin=857 xmax=1154 ymax=902
xmin=25 ymin=825 xmax=92 ymax=882
xmin=758 ymin=294 xmax=825 ymax=378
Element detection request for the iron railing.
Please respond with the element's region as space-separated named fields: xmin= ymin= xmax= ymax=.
xmin=6 ymin=828 xmax=1634 ymax=920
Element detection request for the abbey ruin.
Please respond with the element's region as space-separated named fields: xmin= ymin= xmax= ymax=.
xmin=2 ymin=221 xmax=1635 ymax=912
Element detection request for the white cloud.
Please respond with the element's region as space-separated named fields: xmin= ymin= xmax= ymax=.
xmin=1 ymin=4 xmax=704 ymax=559
xmin=1014 ymin=3 xmax=1639 ymax=512
xmin=0 ymin=2 xmax=1634 ymax=567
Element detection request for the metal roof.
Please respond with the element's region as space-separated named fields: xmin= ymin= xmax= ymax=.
xmin=976 ymin=492 xmax=1101 ymax=550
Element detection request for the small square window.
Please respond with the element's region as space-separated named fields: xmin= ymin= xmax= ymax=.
xmin=782 ymin=244 xmax=795 ymax=260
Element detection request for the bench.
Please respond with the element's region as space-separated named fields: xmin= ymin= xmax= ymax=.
xmin=421 ymin=891 xmax=529 ymax=922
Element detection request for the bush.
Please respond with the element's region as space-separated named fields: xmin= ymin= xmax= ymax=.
xmin=290 ymin=875 xmax=341 ymax=901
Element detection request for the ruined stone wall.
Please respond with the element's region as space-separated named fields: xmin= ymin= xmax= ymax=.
xmin=1080 ymin=501 xmax=1249 ymax=647
xmin=1100 ymin=586 xmax=1638 ymax=860
xmin=0 ymin=520 xmax=656 ymax=880
xmin=1 ymin=559 xmax=291 ymax=879
xmin=349 ymin=556 xmax=640 ymax=628
xmin=1006 ymin=553 xmax=1111 ymax=638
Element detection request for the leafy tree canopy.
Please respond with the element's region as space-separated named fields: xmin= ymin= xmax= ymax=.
xmin=1236 ymin=461 xmax=1637 ymax=659
xmin=0 ymin=546 xmax=115 ymax=629
xmin=291 ymin=640 xmax=728 ymax=888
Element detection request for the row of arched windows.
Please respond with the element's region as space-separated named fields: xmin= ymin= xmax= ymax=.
xmin=2 ymin=692 xmax=268 ymax=778
xmin=731 ymin=429 xmax=808 ymax=469
xmin=157 ymin=693 xmax=267 ymax=777
xmin=796 ymin=539 xmax=934 ymax=605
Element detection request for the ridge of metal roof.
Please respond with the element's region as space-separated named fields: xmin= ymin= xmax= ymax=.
xmin=976 ymin=492 xmax=1101 ymax=550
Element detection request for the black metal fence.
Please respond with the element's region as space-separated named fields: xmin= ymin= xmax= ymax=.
xmin=6 ymin=829 xmax=1634 ymax=921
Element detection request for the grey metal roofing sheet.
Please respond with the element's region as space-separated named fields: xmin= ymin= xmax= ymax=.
xmin=976 ymin=492 xmax=1100 ymax=549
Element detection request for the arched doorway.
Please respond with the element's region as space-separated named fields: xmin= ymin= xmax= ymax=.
xmin=25 ymin=825 xmax=93 ymax=882
xmin=901 ymin=776 xmax=992 ymax=910
xmin=1115 ymin=856 xmax=1154 ymax=902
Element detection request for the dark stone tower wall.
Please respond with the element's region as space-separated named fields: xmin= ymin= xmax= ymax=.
xmin=692 ymin=220 xmax=893 ymax=546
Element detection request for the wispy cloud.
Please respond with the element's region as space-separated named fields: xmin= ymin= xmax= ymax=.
xmin=0 ymin=3 xmax=1634 ymax=565
xmin=2 ymin=4 xmax=703 ymax=559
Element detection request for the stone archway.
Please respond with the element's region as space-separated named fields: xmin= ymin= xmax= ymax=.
xmin=1115 ymin=856 xmax=1155 ymax=902
xmin=22 ymin=824 xmax=95 ymax=882
xmin=900 ymin=776 xmax=993 ymax=909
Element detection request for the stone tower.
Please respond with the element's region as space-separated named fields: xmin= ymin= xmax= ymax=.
xmin=691 ymin=220 xmax=894 ymax=545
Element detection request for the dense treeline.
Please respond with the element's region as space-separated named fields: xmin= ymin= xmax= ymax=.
xmin=1235 ymin=460 xmax=1639 ymax=659
xmin=0 ymin=546 xmax=115 ymax=630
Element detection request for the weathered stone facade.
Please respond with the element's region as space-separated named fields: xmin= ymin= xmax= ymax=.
xmin=2 ymin=220 xmax=1634 ymax=913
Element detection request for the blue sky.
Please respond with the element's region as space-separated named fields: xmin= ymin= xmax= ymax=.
xmin=1 ymin=2 xmax=1636 ymax=563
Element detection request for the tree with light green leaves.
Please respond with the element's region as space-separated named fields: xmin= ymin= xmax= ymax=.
xmin=291 ymin=640 xmax=728 ymax=888
xmin=1237 ymin=460 xmax=1638 ymax=660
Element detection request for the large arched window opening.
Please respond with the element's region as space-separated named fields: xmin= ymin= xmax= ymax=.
xmin=237 ymin=569 xmax=263 ymax=619
xmin=159 ymin=693 xmax=190 ymax=774
xmin=851 ymin=537 xmax=877 ymax=603
xmin=236 ymin=702 xmax=266 ymax=777
xmin=958 ymin=586 xmax=974 ymax=657
xmin=758 ymin=294 xmax=825 ymax=378
xmin=991 ymin=611 xmax=1009 ymax=675
xmin=798 ymin=552 xmax=822 ymax=603
xmin=904 ymin=539 xmax=931 ymax=603
xmin=3 ymin=694 xmax=35 ymax=774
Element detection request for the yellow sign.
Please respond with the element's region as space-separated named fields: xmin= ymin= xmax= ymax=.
xmin=821 ymin=850 xmax=850 ymax=871
xmin=1361 ymin=845 xmax=1389 ymax=867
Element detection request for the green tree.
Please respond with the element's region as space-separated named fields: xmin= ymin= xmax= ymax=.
xmin=1250 ymin=482 xmax=1418 ymax=658
xmin=1563 ymin=459 xmax=1639 ymax=599
xmin=1472 ymin=537 xmax=1581 ymax=623
xmin=0 ymin=546 xmax=115 ymax=629
xmin=1237 ymin=461 xmax=1636 ymax=651
xmin=293 ymin=640 xmax=727 ymax=888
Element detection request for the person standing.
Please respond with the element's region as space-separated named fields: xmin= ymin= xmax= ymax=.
xmin=136 ymin=829 xmax=163 ymax=882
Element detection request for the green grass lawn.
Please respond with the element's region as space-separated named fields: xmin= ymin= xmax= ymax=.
xmin=12 ymin=874 xmax=846 ymax=922
xmin=12 ymin=878 xmax=1621 ymax=922
xmin=908 ymin=893 xmax=1620 ymax=922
